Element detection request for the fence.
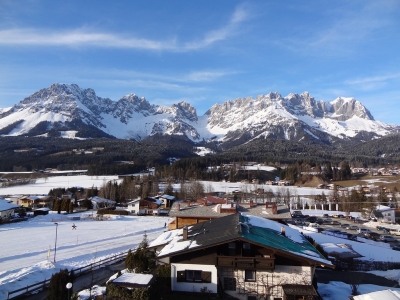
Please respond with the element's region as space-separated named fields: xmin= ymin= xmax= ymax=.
xmin=6 ymin=251 xmax=128 ymax=299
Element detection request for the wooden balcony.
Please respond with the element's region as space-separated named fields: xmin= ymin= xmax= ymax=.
xmin=216 ymin=256 xmax=274 ymax=270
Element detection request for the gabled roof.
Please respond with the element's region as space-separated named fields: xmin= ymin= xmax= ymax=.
xmin=0 ymin=199 xmax=19 ymax=212
xmin=157 ymin=213 xmax=333 ymax=267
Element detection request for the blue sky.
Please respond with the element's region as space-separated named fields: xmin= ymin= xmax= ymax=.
xmin=1 ymin=0 xmax=400 ymax=124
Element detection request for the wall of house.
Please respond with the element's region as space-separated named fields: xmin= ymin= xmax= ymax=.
xmin=127 ymin=202 xmax=140 ymax=214
xmin=222 ymin=265 xmax=312 ymax=300
xmin=0 ymin=208 xmax=14 ymax=218
xmin=171 ymin=263 xmax=218 ymax=293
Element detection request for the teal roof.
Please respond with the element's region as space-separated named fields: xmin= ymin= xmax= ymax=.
xmin=240 ymin=214 xmax=328 ymax=263
xmin=158 ymin=213 xmax=332 ymax=266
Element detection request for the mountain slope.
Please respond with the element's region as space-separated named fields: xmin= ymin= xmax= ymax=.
xmin=0 ymin=84 xmax=398 ymax=147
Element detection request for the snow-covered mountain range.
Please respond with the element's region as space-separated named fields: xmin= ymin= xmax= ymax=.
xmin=0 ymin=83 xmax=398 ymax=145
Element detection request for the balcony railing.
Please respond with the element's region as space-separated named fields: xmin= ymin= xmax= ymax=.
xmin=216 ymin=256 xmax=274 ymax=270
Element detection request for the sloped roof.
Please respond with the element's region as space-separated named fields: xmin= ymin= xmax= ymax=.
xmin=111 ymin=273 xmax=154 ymax=288
xmin=352 ymin=289 xmax=400 ymax=300
xmin=157 ymin=213 xmax=333 ymax=267
xmin=90 ymin=196 xmax=116 ymax=204
xmin=0 ymin=199 xmax=19 ymax=212
xmin=238 ymin=204 xmax=292 ymax=219
xmin=168 ymin=202 xmax=233 ymax=218
xmin=159 ymin=195 xmax=175 ymax=201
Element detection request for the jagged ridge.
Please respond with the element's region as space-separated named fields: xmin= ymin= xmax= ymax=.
xmin=0 ymin=84 xmax=397 ymax=147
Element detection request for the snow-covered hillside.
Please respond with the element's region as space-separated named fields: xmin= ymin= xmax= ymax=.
xmin=0 ymin=84 xmax=397 ymax=144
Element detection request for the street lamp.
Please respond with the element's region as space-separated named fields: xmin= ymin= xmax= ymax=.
xmin=66 ymin=282 xmax=72 ymax=300
xmin=54 ymin=222 xmax=58 ymax=263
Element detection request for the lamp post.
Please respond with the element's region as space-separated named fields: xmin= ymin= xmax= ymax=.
xmin=54 ymin=222 xmax=58 ymax=263
xmin=66 ymin=282 xmax=72 ymax=300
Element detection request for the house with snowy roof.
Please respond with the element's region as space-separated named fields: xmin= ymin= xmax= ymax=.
xmin=371 ymin=205 xmax=396 ymax=224
xmin=127 ymin=197 xmax=163 ymax=215
xmin=0 ymin=199 xmax=19 ymax=219
xmin=17 ymin=195 xmax=54 ymax=209
xmin=89 ymin=196 xmax=116 ymax=209
xmin=150 ymin=213 xmax=333 ymax=299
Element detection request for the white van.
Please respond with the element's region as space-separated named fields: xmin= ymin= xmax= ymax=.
xmin=391 ymin=228 xmax=400 ymax=236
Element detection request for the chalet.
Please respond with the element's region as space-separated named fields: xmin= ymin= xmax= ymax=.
xmin=157 ymin=194 xmax=176 ymax=208
xmin=18 ymin=195 xmax=54 ymax=209
xmin=151 ymin=213 xmax=333 ymax=299
xmin=239 ymin=202 xmax=292 ymax=222
xmin=168 ymin=200 xmax=238 ymax=230
xmin=0 ymin=199 xmax=19 ymax=219
xmin=127 ymin=197 xmax=162 ymax=215
xmin=89 ymin=196 xmax=116 ymax=209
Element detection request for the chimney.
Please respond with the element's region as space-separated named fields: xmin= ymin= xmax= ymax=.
xmin=177 ymin=203 xmax=180 ymax=211
xmin=280 ymin=226 xmax=286 ymax=236
xmin=225 ymin=198 xmax=228 ymax=204
xmin=182 ymin=225 xmax=188 ymax=240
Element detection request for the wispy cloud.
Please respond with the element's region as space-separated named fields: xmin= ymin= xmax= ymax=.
xmin=183 ymin=4 xmax=250 ymax=50
xmin=0 ymin=5 xmax=250 ymax=52
xmin=345 ymin=72 xmax=400 ymax=90
xmin=279 ymin=1 xmax=399 ymax=55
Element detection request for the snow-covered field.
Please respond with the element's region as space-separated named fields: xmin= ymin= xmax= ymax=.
xmin=0 ymin=212 xmax=168 ymax=299
xmin=0 ymin=174 xmax=399 ymax=299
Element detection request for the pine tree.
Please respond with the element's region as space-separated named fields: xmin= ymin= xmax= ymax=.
xmin=46 ymin=269 xmax=74 ymax=300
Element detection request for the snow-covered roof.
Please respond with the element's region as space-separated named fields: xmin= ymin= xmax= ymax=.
xmin=90 ymin=196 xmax=116 ymax=204
xmin=375 ymin=205 xmax=393 ymax=212
xmin=111 ymin=273 xmax=154 ymax=288
xmin=0 ymin=199 xmax=19 ymax=211
xmin=352 ymin=289 xmax=400 ymax=300
xmin=159 ymin=195 xmax=175 ymax=200
xmin=157 ymin=213 xmax=332 ymax=267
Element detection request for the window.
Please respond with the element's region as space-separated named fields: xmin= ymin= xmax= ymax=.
xmin=244 ymin=270 xmax=256 ymax=282
xmin=186 ymin=270 xmax=202 ymax=282
xmin=176 ymin=270 xmax=211 ymax=283
xmin=243 ymin=242 xmax=251 ymax=256
xmin=228 ymin=242 xmax=236 ymax=256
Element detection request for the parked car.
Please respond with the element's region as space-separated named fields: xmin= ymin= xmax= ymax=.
xmin=376 ymin=226 xmax=391 ymax=233
xmin=380 ymin=235 xmax=398 ymax=243
xmin=323 ymin=218 xmax=333 ymax=224
xmin=330 ymin=220 xmax=341 ymax=225
xmin=364 ymin=232 xmax=380 ymax=240
xmin=357 ymin=228 xmax=371 ymax=234
xmin=340 ymin=223 xmax=350 ymax=228
xmin=322 ymin=214 xmax=330 ymax=218
xmin=346 ymin=234 xmax=358 ymax=241
xmin=346 ymin=225 xmax=359 ymax=231
xmin=333 ymin=214 xmax=345 ymax=218
xmin=391 ymin=228 xmax=400 ymax=236
xmin=315 ymin=218 xmax=324 ymax=225
xmin=305 ymin=216 xmax=317 ymax=223
xmin=392 ymin=245 xmax=400 ymax=251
